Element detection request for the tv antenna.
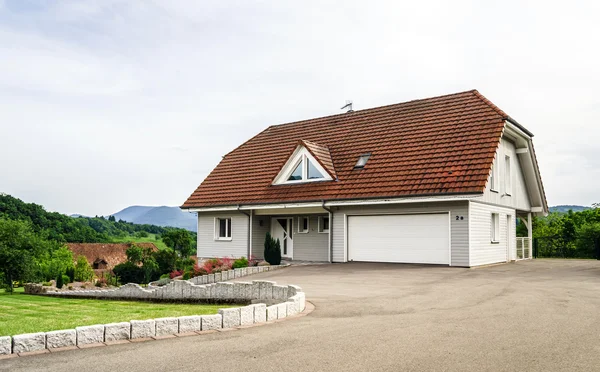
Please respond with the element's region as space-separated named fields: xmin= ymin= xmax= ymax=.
xmin=341 ymin=100 xmax=353 ymax=113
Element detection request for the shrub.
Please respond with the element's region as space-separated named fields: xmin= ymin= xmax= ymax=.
xmin=264 ymin=233 xmax=282 ymax=265
xmin=74 ymin=255 xmax=94 ymax=282
xmin=65 ymin=267 xmax=75 ymax=283
xmin=182 ymin=271 xmax=192 ymax=280
xmin=62 ymin=274 xmax=70 ymax=286
xmin=95 ymin=278 xmax=106 ymax=287
xmin=67 ymin=285 xmax=73 ymax=290
xmin=192 ymin=265 xmax=208 ymax=277
xmin=169 ymin=270 xmax=183 ymax=279
xmin=156 ymin=278 xmax=171 ymax=286
xmin=160 ymin=273 xmax=170 ymax=280
xmin=232 ymin=257 xmax=249 ymax=269
xmin=56 ymin=274 xmax=64 ymax=289
xmin=42 ymin=281 xmax=52 ymax=286
xmin=113 ymin=261 xmax=145 ymax=284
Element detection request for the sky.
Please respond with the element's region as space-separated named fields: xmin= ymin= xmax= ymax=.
xmin=0 ymin=0 xmax=598 ymax=216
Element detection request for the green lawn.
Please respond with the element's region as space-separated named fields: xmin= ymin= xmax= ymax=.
xmin=0 ymin=288 xmax=228 ymax=336
xmin=111 ymin=233 xmax=168 ymax=250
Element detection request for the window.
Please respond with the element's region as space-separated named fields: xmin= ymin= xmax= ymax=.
xmin=491 ymin=213 xmax=499 ymax=243
xmin=298 ymin=216 xmax=309 ymax=233
xmin=273 ymin=145 xmax=334 ymax=185
xmin=354 ymin=153 xmax=371 ymax=169
xmin=504 ymin=155 xmax=511 ymax=195
xmin=318 ymin=216 xmax=330 ymax=233
xmin=490 ymin=157 xmax=498 ymax=192
xmin=215 ymin=218 xmax=232 ymax=240
xmin=285 ymin=155 xmax=327 ymax=182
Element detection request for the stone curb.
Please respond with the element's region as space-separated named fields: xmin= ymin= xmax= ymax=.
xmin=2 ymin=281 xmax=308 ymax=358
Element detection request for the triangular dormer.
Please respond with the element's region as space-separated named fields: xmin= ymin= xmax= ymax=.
xmin=272 ymin=140 xmax=336 ymax=185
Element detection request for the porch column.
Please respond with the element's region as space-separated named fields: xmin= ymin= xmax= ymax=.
xmin=527 ymin=212 xmax=533 ymax=259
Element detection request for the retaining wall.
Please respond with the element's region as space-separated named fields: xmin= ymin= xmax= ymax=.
xmin=2 ymin=281 xmax=305 ymax=356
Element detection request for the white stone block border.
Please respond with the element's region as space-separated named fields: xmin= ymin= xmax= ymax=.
xmin=1 ymin=281 xmax=307 ymax=357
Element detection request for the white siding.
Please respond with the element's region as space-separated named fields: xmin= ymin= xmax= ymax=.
xmin=250 ymin=214 xmax=329 ymax=262
xmin=197 ymin=212 xmax=249 ymax=259
xmin=292 ymin=215 xmax=329 ymax=261
xmin=251 ymin=215 xmax=270 ymax=260
xmin=332 ymin=201 xmax=469 ymax=266
xmin=469 ymin=201 xmax=516 ymax=266
xmin=479 ymin=137 xmax=531 ymax=211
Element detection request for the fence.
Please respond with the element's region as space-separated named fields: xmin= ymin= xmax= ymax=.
xmin=533 ymin=236 xmax=600 ymax=259
xmin=516 ymin=237 xmax=531 ymax=259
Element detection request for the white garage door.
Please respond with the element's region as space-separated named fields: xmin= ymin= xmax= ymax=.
xmin=348 ymin=213 xmax=450 ymax=265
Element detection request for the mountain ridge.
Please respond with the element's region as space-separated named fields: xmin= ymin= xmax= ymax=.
xmin=110 ymin=206 xmax=196 ymax=232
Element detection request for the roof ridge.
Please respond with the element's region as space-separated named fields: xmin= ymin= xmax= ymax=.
xmin=268 ymin=89 xmax=480 ymax=129
xmin=470 ymin=90 xmax=508 ymax=118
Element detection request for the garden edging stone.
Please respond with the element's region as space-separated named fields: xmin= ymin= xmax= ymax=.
xmin=6 ymin=280 xmax=306 ymax=357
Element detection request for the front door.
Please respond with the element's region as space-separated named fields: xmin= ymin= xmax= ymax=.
xmin=271 ymin=217 xmax=293 ymax=259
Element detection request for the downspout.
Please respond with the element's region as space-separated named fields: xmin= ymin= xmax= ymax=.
xmin=237 ymin=205 xmax=251 ymax=259
xmin=322 ymin=200 xmax=333 ymax=263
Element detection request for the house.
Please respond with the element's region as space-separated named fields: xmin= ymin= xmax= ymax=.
xmin=181 ymin=90 xmax=547 ymax=267
xmin=66 ymin=242 xmax=158 ymax=273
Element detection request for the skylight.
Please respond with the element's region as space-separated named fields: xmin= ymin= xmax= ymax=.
xmin=354 ymin=153 xmax=371 ymax=168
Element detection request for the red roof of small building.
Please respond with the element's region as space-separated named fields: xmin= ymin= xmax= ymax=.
xmin=66 ymin=243 xmax=158 ymax=270
xmin=182 ymin=90 xmax=525 ymax=208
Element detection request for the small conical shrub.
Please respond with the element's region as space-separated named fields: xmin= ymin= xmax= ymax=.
xmin=264 ymin=232 xmax=282 ymax=265
xmin=56 ymin=274 xmax=64 ymax=289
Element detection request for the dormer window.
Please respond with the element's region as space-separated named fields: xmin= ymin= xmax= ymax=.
xmin=273 ymin=142 xmax=334 ymax=185
xmin=285 ymin=155 xmax=325 ymax=182
xmin=354 ymin=153 xmax=371 ymax=169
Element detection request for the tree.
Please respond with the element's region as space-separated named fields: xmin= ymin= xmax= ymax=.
xmin=74 ymin=255 xmax=94 ymax=282
xmin=108 ymin=215 xmax=116 ymax=222
xmin=264 ymin=232 xmax=282 ymax=265
xmin=162 ymin=229 xmax=194 ymax=258
xmin=36 ymin=245 xmax=74 ymax=281
xmin=0 ymin=219 xmax=44 ymax=292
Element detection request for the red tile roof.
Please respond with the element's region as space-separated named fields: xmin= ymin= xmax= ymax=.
xmin=182 ymin=90 xmax=516 ymax=208
xmin=299 ymin=140 xmax=337 ymax=180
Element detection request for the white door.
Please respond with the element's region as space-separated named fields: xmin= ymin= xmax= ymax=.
xmin=271 ymin=217 xmax=293 ymax=259
xmin=348 ymin=213 xmax=450 ymax=265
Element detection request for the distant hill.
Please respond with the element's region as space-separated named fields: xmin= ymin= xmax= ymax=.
xmin=549 ymin=205 xmax=591 ymax=213
xmin=111 ymin=206 xmax=196 ymax=232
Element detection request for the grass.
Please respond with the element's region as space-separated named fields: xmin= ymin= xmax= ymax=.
xmin=111 ymin=233 xmax=169 ymax=250
xmin=0 ymin=288 xmax=231 ymax=336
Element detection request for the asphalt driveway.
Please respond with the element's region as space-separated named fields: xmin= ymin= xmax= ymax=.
xmin=3 ymin=259 xmax=600 ymax=372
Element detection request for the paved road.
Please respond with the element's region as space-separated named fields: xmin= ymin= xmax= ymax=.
xmin=3 ymin=260 xmax=600 ymax=372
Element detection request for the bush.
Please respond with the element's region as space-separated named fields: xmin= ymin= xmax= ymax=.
xmin=264 ymin=232 xmax=282 ymax=265
xmin=182 ymin=271 xmax=192 ymax=280
xmin=192 ymin=265 xmax=208 ymax=277
xmin=156 ymin=278 xmax=171 ymax=286
xmin=232 ymin=257 xmax=249 ymax=269
xmin=113 ymin=261 xmax=145 ymax=284
xmin=42 ymin=281 xmax=52 ymax=286
xmin=160 ymin=273 xmax=170 ymax=280
xmin=169 ymin=270 xmax=183 ymax=279
xmin=74 ymin=255 xmax=95 ymax=282
xmin=65 ymin=267 xmax=75 ymax=283
xmin=56 ymin=274 xmax=64 ymax=289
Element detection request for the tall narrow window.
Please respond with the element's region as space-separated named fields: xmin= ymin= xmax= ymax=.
xmin=504 ymin=155 xmax=511 ymax=195
xmin=490 ymin=158 xmax=498 ymax=191
xmin=298 ymin=216 xmax=309 ymax=233
xmin=318 ymin=216 xmax=330 ymax=233
xmin=215 ymin=218 xmax=232 ymax=240
xmin=491 ymin=213 xmax=500 ymax=243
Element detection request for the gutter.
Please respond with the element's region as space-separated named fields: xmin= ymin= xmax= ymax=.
xmin=321 ymin=200 xmax=333 ymax=263
xmin=237 ymin=205 xmax=251 ymax=259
